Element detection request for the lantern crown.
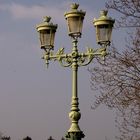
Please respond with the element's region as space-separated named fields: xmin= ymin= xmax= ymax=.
xmin=64 ymin=3 xmax=85 ymax=16
xmin=93 ymin=10 xmax=115 ymax=26
xmin=36 ymin=16 xmax=57 ymax=33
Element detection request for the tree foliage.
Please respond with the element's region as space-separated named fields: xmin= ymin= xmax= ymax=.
xmin=89 ymin=0 xmax=140 ymax=139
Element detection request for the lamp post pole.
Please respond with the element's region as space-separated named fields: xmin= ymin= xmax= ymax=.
xmin=66 ymin=39 xmax=84 ymax=140
xmin=36 ymin=3 xmax=115 ymax=140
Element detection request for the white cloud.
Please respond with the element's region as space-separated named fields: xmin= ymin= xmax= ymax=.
xmin=0 ymin=3 xmax=65 ymax=23
xmin=0 ymin=2 xmax=96 ymax=28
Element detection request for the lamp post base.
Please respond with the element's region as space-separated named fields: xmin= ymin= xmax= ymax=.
xmin=65 ymin=131 xmax=85 ymax=140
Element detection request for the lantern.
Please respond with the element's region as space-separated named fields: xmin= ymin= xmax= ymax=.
xmin=93 ymin=10 xmax=115 ymax=46
xmin=64 ymin=3 xmax=86 ymax=39
xmin=36 ymin=16 xmax=57 ymax=50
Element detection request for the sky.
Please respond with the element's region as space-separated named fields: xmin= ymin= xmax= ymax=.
xmin=0 ymin=1 xmax=126 ymax=140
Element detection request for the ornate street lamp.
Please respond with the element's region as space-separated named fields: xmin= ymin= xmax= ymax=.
xmin=36 ymin=3 xmax=115 ymax=140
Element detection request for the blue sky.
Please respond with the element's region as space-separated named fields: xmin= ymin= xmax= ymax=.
xmin=0 ymin=1 xmax=125 ymax=140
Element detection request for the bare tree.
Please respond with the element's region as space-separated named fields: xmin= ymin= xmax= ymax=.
xmin=1 ymin=137 xmax=10 ymax=140
xmin=89 ymin=0 xmax=140 ymax=140
xmin=115 ymin=103 xmax=140 ymax=140
xmin=90 ymin=30 xmax=140 ymax=109
xmin=47 ymin=136 xmax=55 ymax=140
xmin=105 ymin=0 xmax=140 ymax=28
xmin=0 ymin=132 xmax=10 ymax=140
xmin=23 ymin=136 xmax=32 ymax=140
xmin=0 ymin=132 xmax=2 ymax=140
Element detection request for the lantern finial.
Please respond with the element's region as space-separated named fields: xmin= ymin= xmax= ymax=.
xmin=71 ymin=3 xmax=79 ymax=10
xmin=44 ymin=16 xmax=51 ymax=22
xmin=100 ymin=10 xmax=108 ymax=17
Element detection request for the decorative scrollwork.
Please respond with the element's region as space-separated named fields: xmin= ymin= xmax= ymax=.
xmin=86 ymin=47 xmax=94 ymax=59
xmin=56 ymin=48 xmax=64 ymax=55
xmin=44 ymin=48 xmax=72 ymax=67
xmin=87 ymin=47 xmax=94 ymax=53
xmin=55 ymin=48 xmax=65 ymax=61
xmin=98 ymin=47 xmax=108 ymax=60
xmin=59 ymin=57 xmax=73 ymax=67
xmin=42 ymin=45 xmax=108 ymax=68
xmin=77 ymin=47 xmax=95 ymax=66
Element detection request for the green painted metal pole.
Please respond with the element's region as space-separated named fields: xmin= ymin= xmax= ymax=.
xmin=71 ymin=39 xmax=79 ymax=113
xmin=65 ymin=39 xmax=84 ymax=140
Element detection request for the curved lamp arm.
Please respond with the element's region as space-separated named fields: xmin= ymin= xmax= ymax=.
xmin=42 ymin=48 xmax=73 ymax=68
xmin=77 ymin=47 xmax=108 ymax=67
xmin=42 ymin=46 xmax=108 ymax=68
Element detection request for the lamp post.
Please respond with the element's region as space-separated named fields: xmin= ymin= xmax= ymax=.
xmin=36 ymin=3 xmax=115 ymax=140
